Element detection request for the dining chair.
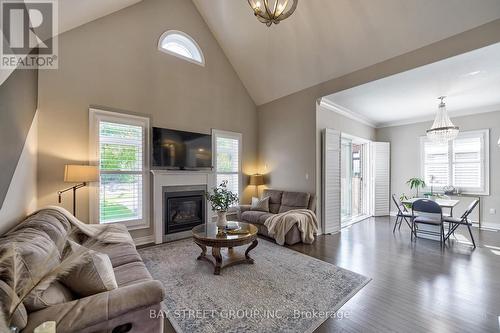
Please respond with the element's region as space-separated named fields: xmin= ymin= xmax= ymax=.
xmin=443 ymin=199 xmax=479 ymax=248
xmin=411 ymin=199 xmax=445 ymax=246
xmin=392 ymin=194 xmax=413 ymax=232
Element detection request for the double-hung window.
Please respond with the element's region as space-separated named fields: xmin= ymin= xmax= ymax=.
xmin=420 ymin=129 xmax=489 ymax=195
xmin=212 ymin=130 xmax=242 ymax=200
xmin=89 ymin=109 xmax=150 ymax=229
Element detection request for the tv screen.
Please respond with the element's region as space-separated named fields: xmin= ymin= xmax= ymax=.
xmin=152 ymin=127 xmax=212 ymax=169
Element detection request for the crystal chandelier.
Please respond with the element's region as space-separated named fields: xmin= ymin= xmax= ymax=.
xmin=247 ymin=0 xmax=298 ymax=27
xmin=426 ymin=96 xmax=459 ymax=143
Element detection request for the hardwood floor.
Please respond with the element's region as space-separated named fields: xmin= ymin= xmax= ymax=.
xmin=289 ymin=217 xmax=500 ymax=333
xmin=163 ymin=217 xmax=500 ymax=332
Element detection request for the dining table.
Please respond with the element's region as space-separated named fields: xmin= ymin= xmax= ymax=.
xmin=401 ymin=197 xmax=461 ymax=241
xmin=402 ymin=197 xmax=460 ymax=217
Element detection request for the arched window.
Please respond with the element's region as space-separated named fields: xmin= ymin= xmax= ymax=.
xmin=158 ymin=30 xmax=205 ymax=66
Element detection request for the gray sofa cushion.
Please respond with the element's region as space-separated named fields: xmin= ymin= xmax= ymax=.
xmin=263 ymin=189 xmax=283 ymax=214
xmin=61 ymin=241 xmax=118 ymax=297
xmin=94 ymin=242 xmax=143 ymax=268
xmin=24 ymin=281 xmax=74 ymax=312
xmin=114 ymin=261 xmax=153 ymax=287
xmin=241 ymin=211 xmax=273 ymax=225
xmin=279 ymin=191 xmax=311 ymax=213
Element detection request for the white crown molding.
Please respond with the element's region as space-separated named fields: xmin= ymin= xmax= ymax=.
xmin=377 ymin=103 xmax=500 ymax=128
xmin=319 ymin=99 xmax=377 ymax=128
xmin=320 ymin=98 xmax=500 ymax=129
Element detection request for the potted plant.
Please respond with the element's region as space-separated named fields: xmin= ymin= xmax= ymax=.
xmin=400 ymin=193 xmax=412 ymax=210
xmin=406 ymin=177 xmax=426 ymax=197
xmin=206 ymin=180 xmax=239 ymax=228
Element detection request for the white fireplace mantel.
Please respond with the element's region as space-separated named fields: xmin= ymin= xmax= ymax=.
xmin=151 ymin=170 xmax=214 ymax=244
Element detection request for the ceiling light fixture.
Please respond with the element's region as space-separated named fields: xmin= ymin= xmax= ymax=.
xmin=426 ymin=96 xmax=459 ymax=143
xmin=247 ymin=0 xmax=298 ymax=27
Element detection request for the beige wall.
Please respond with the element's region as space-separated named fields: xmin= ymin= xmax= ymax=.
xmin=257 ymin=19 xmax=500 ymax=201
xmin=0 ymin=113 xmax=38 ymax=234
xmin=37 ymin=0 xmax=258 ymax=239
xmin=376 ymin=111 xmax=500 ymax=228
xmin=258 ymin=89 xmax=318 ymax=194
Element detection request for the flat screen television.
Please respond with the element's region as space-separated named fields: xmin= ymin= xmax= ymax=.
xmin=152 ymin=127 xmax=212 ymax=170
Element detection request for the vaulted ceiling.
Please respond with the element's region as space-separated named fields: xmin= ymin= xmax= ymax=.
xmin=193 ymin=0 xmax=500 ymax=105
xmin=0 ymin=0 xmax=142 ymax=85
xmin=58 ymin=0 xmax=142 ymax=34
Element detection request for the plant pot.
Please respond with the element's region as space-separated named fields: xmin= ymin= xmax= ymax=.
xmin=216 ymin=211 xmax=228 ymax=228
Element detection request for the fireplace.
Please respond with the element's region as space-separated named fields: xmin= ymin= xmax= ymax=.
xmin=164 ymin=186 xmax=206 ymax=234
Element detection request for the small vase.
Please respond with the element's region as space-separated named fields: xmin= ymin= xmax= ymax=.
xmin=216 ymin=211 xmax=228 ymax=228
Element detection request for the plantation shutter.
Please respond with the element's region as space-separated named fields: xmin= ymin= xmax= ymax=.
xmin=420 ymin=129 xmax=488 ymax=195
xmin=371 ymin=142 xmax=390 ymax=216
xmin=322 ymin=129 xmax=341 ymax=234
xmin=99 ymin=121 xmax=144 ymax=223
xmin=453 ymin=136 xmax=482 ymax=189
xmin=213 ymin=130 xmax=242 ymax=198
xmin=422 ymin=140 xmax=449 ymax=186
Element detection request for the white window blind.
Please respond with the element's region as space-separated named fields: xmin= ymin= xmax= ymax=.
xmin=322 ymin=129 xmax=341 ymax=234
xmin=213 ymin=130 xmax=242 ymax=199
xmin=423 ymin=140 xmax=449 ymax=187
xmin=99 ymin=122 xmax=143 ymax=223
xmin=371 ymin=142 xmax=390 ymax=217
xmin=89 ymin=109 xmax=150 ymax=229
xmin=420 ymin=129 xmax=489 ymax=195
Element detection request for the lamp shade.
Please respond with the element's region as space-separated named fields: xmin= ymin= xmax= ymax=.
xmin=64 ymin=165 xmax=99 ymax=183
xmin=249 ymin=174 xmax=265 ymax=186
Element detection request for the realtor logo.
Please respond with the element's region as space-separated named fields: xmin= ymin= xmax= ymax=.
xmin=1 ymin=0 xmax=58 ymax=69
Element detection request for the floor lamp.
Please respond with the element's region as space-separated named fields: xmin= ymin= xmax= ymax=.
xmin=58 ymin=165 xmax=99 ymax=216
xmin=249 ymin=174 xmax=265 ymax=197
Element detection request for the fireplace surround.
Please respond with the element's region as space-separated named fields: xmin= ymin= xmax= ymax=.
xmin=151 ymin=170 xmax=214 ymax=243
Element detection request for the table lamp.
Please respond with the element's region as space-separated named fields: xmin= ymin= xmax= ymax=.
xmin=58 ymin=165 xmax=99 ymax=216
xmin=249 ymin=174 xmax=265 ymax=197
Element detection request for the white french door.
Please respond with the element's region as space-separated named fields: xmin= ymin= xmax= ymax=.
xmin=322 ymin=130 xmax=390 ymax=233
xmin=341 ymin=136 xmax=370 ymax=226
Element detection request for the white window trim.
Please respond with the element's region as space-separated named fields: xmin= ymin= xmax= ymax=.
xmin=419 ymin=129 xmax=489 ymax=196
xmin=212 ymin=129 xmax=243 ymax=201
xmin=89 ymin=108 xmax=150 ymax=230
xmin=158 ymin=30 xmax=205 ymax=67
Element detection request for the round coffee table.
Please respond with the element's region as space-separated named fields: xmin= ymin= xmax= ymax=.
xmin=192 ymin=222 xmax=258 ymax=275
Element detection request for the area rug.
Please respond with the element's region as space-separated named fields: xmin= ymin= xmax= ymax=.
xmin=139 ymin=238 xmax=370 ymax=333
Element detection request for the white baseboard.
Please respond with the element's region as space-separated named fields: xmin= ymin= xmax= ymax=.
xmin=134 ymin=235 xmax=155 ymax=246
xmin=479 ymin=223 xmax=500 ymax=231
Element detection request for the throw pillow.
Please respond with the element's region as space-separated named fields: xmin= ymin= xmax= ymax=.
xmin=251 ymin=196 xmax=270 ymax=212
xmin=61 ymin=241 xmax=118 ymax=297
xmin=24 ymin=281 xmax=74 ymax=312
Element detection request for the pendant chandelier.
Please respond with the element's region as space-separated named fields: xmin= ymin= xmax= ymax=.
xmin=426 ymin=96 xmax=459 ymax=143
xmin=247 ymin=0 xmax=298 ymax=27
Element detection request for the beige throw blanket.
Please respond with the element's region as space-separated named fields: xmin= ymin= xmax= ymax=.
xmin=264 ymin=209 xmax=318 ymax=245
xmin=33 ymin=206 xmax=134 ymax=245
